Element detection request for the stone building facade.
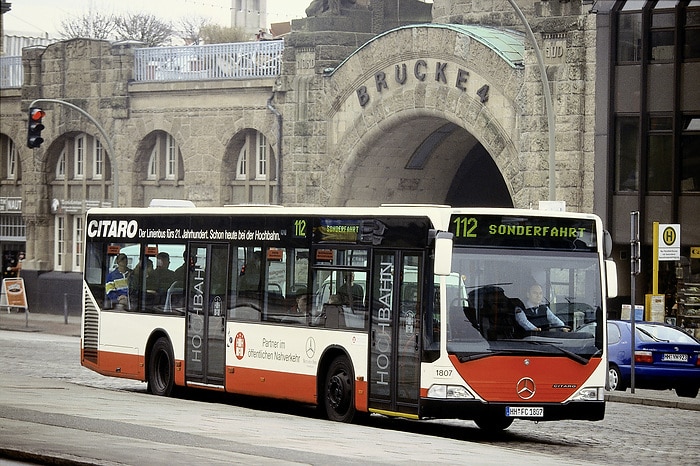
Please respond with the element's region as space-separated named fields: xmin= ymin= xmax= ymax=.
xmin=1 ymin=0 xmax=602 ymax=312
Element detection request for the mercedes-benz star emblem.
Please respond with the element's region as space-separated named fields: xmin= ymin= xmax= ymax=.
xmin=516 ymin=377 xmax=536 ymax=400
xmin=305 ymin=337 xmax=316 ymax=358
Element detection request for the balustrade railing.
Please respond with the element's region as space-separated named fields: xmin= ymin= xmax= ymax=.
xmin=0 ymin=56 xmax=23 ymax=88
xmin=133 ymin=40 xmax=284 ymax=82
xmin=0 ymin=40 xmax=283 ymax=89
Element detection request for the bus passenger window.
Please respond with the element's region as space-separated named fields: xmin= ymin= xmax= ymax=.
xmin=233 ymin=247 xmax=263 ymax=321
xmin=104 ymin=243 xmax=140 ymax=311
xmin=142 ymin=244 xmax=185 ymax=313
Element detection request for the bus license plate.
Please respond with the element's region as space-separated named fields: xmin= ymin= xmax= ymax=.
xmin=506 ymin=406 xmax=544 ymax=417
xmin=662 ymin=353 xmax=688 ymax=362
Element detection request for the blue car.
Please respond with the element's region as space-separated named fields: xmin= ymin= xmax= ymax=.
xmin=579 ymin=320 xmax=700 ymax=398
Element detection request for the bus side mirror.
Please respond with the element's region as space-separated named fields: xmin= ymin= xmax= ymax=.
xmin=434 ymin=231 xmax=453 ymax=276
xmin=603 ymin=230 xmax=613 ymax=259
xmin=605 ymin=259 xmax=618 ymax=298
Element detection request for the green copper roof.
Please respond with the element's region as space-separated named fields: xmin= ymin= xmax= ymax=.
xmin=330 ymin=23 xmax=525 ymax=74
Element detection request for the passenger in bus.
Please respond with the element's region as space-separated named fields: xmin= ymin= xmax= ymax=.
xmin=514 ymin=283 xmax=569 ymax=332
xmin=289 ymin=288 xmax=310 ymax=315
xmin=337 ymin=272 xmax=363 ymax=308
xmin=105 ymin=253 xmax=131 ymax=309
xmin=148 ymin=252 xmax=176 ymax=300
xmin=173 ymin=251 xmax=195 ymax=286
xmin=239 ymin=251 xmax=262 ymax=292
xmin=132 ymin=258 xmax=153 ymax=284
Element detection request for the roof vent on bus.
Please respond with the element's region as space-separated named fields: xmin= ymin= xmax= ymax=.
xmin=149 ymin=199 xmax=196 ymax=208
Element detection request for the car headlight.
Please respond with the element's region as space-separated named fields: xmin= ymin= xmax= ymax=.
xmin=427 ymin=384 xmax=474 ymax=399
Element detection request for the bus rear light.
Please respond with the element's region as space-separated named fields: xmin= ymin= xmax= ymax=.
xmin=427 ymin=384 xmax=474 ymax=399
xmin=634 ymin=351 xmax=653 ymax=364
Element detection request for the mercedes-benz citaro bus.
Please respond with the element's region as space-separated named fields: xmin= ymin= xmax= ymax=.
xmin=81 ymin=205 xmax=617 ymax=431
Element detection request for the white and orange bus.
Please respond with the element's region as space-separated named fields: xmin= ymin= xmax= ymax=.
xmin=81 ymin=205 xmax=617 ymax=430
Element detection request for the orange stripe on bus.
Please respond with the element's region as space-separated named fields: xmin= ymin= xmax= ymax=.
xmin=225 ymin=366 xmax=317 ymax=403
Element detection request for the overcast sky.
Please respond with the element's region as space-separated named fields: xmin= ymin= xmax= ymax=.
xmin=4 ymin=0 xmax=312 ymax=37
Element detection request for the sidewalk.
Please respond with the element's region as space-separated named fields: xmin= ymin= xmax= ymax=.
xmin=1 ymin=311 xmax=698 ymax=410
xmin=0 ymin=309 xmax=81 ymax=337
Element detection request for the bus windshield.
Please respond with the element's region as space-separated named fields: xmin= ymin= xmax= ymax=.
xmin=446 ymin=248 xmax=604 ymax=362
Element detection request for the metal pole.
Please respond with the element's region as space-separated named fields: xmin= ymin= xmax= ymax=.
xmin=630 ymin=211 xmax=640 ymax=393
xmin=29 ymin=98 xmax=118 ymax=207
xmin=64 ymin=293 xmax=68 ymax=325
xmin=506 ymin=0 xmax=556 ymax=201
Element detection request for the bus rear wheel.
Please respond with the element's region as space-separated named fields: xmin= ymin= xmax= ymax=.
xmin=148 ymin=337 xmax=175 ymax=396
xmin=323 ymin=356 xmax=356 ymax=423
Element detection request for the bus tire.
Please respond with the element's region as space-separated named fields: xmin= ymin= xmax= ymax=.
xmin=323 ymin=356 xmax=356 ymax=423
xmin=148 ymin=337 xmax=175 ymax=397
xmin=474 ymin=415 xmax=514 ymax=432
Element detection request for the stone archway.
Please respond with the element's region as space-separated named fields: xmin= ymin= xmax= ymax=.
xmin=320 ymin=24 xmax=525 ymax=207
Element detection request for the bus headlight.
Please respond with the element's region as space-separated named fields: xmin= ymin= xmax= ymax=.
xmin=574 ymin=387 xmax=604 ymax=401
xmin=427 ymin=384 xmax=474 ymax=399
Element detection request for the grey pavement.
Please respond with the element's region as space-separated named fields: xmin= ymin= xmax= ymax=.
xmin=1 ymin=309 xmax=698 ymax=411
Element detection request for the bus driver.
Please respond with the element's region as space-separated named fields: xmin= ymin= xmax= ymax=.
xmin=515 ymin=283 xmax=568 ymax=332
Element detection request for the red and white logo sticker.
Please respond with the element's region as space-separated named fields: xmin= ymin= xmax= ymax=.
xmin=234 ymin=332 xmax=246 ymax=360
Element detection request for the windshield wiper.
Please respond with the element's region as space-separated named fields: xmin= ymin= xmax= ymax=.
xmin=512 ymin=340 xmax=590 ymax=365
xmin=456 ymin=352 xmax=496 ymax=363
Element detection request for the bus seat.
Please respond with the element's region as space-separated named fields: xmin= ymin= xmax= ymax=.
xmin=164 ymin=282 xmax=184 ymax=313
xmin=323 ymin=304 xmax=342 ymax=329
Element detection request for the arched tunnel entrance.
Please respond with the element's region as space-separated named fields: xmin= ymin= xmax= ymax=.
xmin=342 ymin=116 xmax=513 ymax=208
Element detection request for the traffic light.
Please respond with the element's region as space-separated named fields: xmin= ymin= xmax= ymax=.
xmin=27 ymin=107 xmax=46 ymax=148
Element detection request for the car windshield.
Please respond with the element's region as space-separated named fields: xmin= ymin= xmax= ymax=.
xmin=445 ymin=248 xmax=604 ymax=363
xmin=637 ymin=324 xmax=699 ymax=344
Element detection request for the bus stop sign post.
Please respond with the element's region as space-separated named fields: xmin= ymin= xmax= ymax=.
xmin=630 ymin=211 xmax=640 ymax=393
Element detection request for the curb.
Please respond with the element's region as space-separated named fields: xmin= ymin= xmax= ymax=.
xmin=606 ymin=392 xmax=700 ymax=411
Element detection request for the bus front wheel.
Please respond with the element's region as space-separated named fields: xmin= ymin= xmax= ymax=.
xmin=323 ymin=356 xmax=356 ymax=423
xmin=148 ymin=337 xmax=175 ymax=396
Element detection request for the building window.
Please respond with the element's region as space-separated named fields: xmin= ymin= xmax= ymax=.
xmin=93 ymin=139 xmax=104 ymax=179
xmin=166 ymin=135 xmax=177 ymax=180
xmin=74 ymin=135 xmax=85 ymax=179
xmin=681 ymin=116 xmax=700 ymax=192
xmin=617 ymin=10 xmax=642 ymax=63
xmin=236 ymin=146 xmax=247 ymax=180
xmin=56 ymin=150 xmax=66 ymax=180
xmin=615 ymin=116 xmax=640 ymax=192
xmin=55 ymin=216 xmax=65 ymax=270
xmin=5 ymin=139 xmax=17 ymax=180
xmin=147 ymin=147 xmax=158 ymax=180
xmin=256 ymin=132 xmax=267 ymax=180
xmin=647 ymin=115 xmax=673 ymax=192
xmin=143 ymin=132 xmax=182 ymax=183
xmin=686 ymin=5 xmax=700 ymax=60
xmin=0 ymin=214 xmax=25 ymax=240
xmin=650 ymin=6 xmax=676 ymax=62
xmin=73 ymin=215 xmax=83 ymax=272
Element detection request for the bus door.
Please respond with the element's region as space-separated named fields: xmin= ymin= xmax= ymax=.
xmin=368 ymin=250 xmax=422 ymax=418
xmin=185 ymin=243 xmax=229 ymax=387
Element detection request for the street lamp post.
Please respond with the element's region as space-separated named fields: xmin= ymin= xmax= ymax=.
xmin=506 ymin=0 xmax=556 ymax=202
xmin=29 ymin=98 xmax=119 ymax=207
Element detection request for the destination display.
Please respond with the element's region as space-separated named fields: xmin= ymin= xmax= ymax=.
xmin=449 ymin=214 xmax=597 ymax=251
xmin=86 ymin=214 xmax=430 ymax=248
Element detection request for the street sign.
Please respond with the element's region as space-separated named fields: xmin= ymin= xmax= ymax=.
xmin=691 ymin=246 xmax=700 ymax=259
xmin=658 ymin=223 xmax=680 ymax=261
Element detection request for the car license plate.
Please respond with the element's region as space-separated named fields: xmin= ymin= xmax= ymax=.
xmin=506 ymin=406 xmax=544 ymax=417
xmin=662 ymin=353 xmax=688 ymax=362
